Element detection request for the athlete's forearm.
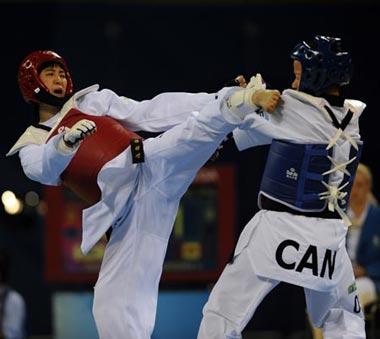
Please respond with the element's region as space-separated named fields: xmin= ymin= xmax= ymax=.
xmin=18 ymin=134 xmax=76 ymax=185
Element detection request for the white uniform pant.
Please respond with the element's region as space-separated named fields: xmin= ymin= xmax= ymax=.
xmin=90 ymin=88 xmax=239 ymax=339
xmin=92 ymin=217 xmax=169 ymax=339
xmin=197 ymin=246 xmax=365 ymax=339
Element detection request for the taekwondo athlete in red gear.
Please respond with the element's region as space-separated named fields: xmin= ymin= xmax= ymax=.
xmin=8 ymin=50 xmax=281 ymax=339
xmin=198 ymin=36 xmax=366 ymax=339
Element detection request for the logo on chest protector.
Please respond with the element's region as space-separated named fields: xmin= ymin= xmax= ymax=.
xmin=286 ymin=168 xmax=298 ymax=180
xmin=58 ymin=126 xmax=70 ymax=134
xmin=275 ymin=239 xmax=337 ymax=279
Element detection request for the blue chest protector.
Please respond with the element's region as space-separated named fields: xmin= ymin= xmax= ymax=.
xmin=259 ymin=139 xmax=362 ymax=212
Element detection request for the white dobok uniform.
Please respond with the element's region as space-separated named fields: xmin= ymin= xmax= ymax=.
xmin=8 ymin=85 xmax=245 ymax=339
xmin=198 ymin=89 xmax=367 ymax=339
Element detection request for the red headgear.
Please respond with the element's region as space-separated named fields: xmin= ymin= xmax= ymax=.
xmin=18 ymin=50 xmax=74 ymax=107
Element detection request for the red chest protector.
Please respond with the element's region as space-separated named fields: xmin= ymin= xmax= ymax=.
xmin=47 ymin=108 xmax=141 ymax=205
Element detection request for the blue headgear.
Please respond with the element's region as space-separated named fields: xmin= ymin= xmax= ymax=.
xmin=291 ymin=36 xmax=352 ymax=95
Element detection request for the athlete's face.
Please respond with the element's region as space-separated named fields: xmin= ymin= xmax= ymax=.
xmin=292 ymin=60 xmax=302 ymax=91
xmin=39 ymin=64 xmax=67 ymax=98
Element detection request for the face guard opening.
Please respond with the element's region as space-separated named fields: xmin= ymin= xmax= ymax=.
xmin=18 ymin=50 xmax=74 ymax=107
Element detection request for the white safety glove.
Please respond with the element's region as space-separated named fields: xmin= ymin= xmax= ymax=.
xmin=225 ymin=73 xmax=280 ymax=119
xmin=246 ymin=73 xmax=266 ymax=90
xmin=225 ymin=87 xmax=259 ymax=119
xmin=57 ymin=119 xmax=97 ymax=154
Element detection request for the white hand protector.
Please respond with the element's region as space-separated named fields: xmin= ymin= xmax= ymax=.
xmin=246 ymin=73 xmax=266 ymax=90
xmin=225 ymin=78 xmax=280 ymax=119
xmin=57 ymin=119 xmax=97 ymax=154
xmin=225 ymin=87 xmax=259 ymax=119
xmin=225 ymin=73 xmax=271 ymax=119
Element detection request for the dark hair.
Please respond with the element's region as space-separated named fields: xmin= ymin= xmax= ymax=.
xmin=37 ymin=61 xmax=64 ymax=75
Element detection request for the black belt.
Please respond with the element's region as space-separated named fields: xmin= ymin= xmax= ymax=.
xmin=105 ymin=227 xmax=113 ymax=241
xmin=260 ymin=195 xmax=341 ymax=219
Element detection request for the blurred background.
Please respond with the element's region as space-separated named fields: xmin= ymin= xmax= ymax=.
xmin=1 ymin=0 xmax=379 ymax=338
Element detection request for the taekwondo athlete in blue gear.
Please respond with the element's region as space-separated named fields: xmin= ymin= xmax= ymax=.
xmin=198 ymin=36 xmax=367 ymax=339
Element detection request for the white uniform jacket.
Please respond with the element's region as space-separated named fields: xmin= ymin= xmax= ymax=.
xmin=232 ymin=89 xmax=366 ymax=291
xmin=7 ymin=85 xmax=220 ymax=254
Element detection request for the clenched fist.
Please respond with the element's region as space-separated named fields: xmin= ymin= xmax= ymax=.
xmin=252 ymin=89 xmax=281 ymax=113
xmin=63 ymin=119 xmax=97 ymax=148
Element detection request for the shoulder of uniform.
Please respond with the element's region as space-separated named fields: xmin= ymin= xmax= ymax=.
xmin=60 ymin=84 xmax=100 ymax=116
xmin=74 ymin=84 xmax=100 ymax=100
xmin=6 ymin=125 xmax=49 ymax=156
xmin=282 ymin=89 xmax=326 ymax=109
xmin=344 ymin=99 xmax=366 ymax=116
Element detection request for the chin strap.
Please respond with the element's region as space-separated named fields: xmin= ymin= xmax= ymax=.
xmin=35 ymin=87 xmax=71 ymax=108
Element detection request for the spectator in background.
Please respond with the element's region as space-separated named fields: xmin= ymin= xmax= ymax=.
xmin=347 ymin=163 xmax=380 ymax=308
xmin=0 ymin=249 xmax=26 ymax=339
